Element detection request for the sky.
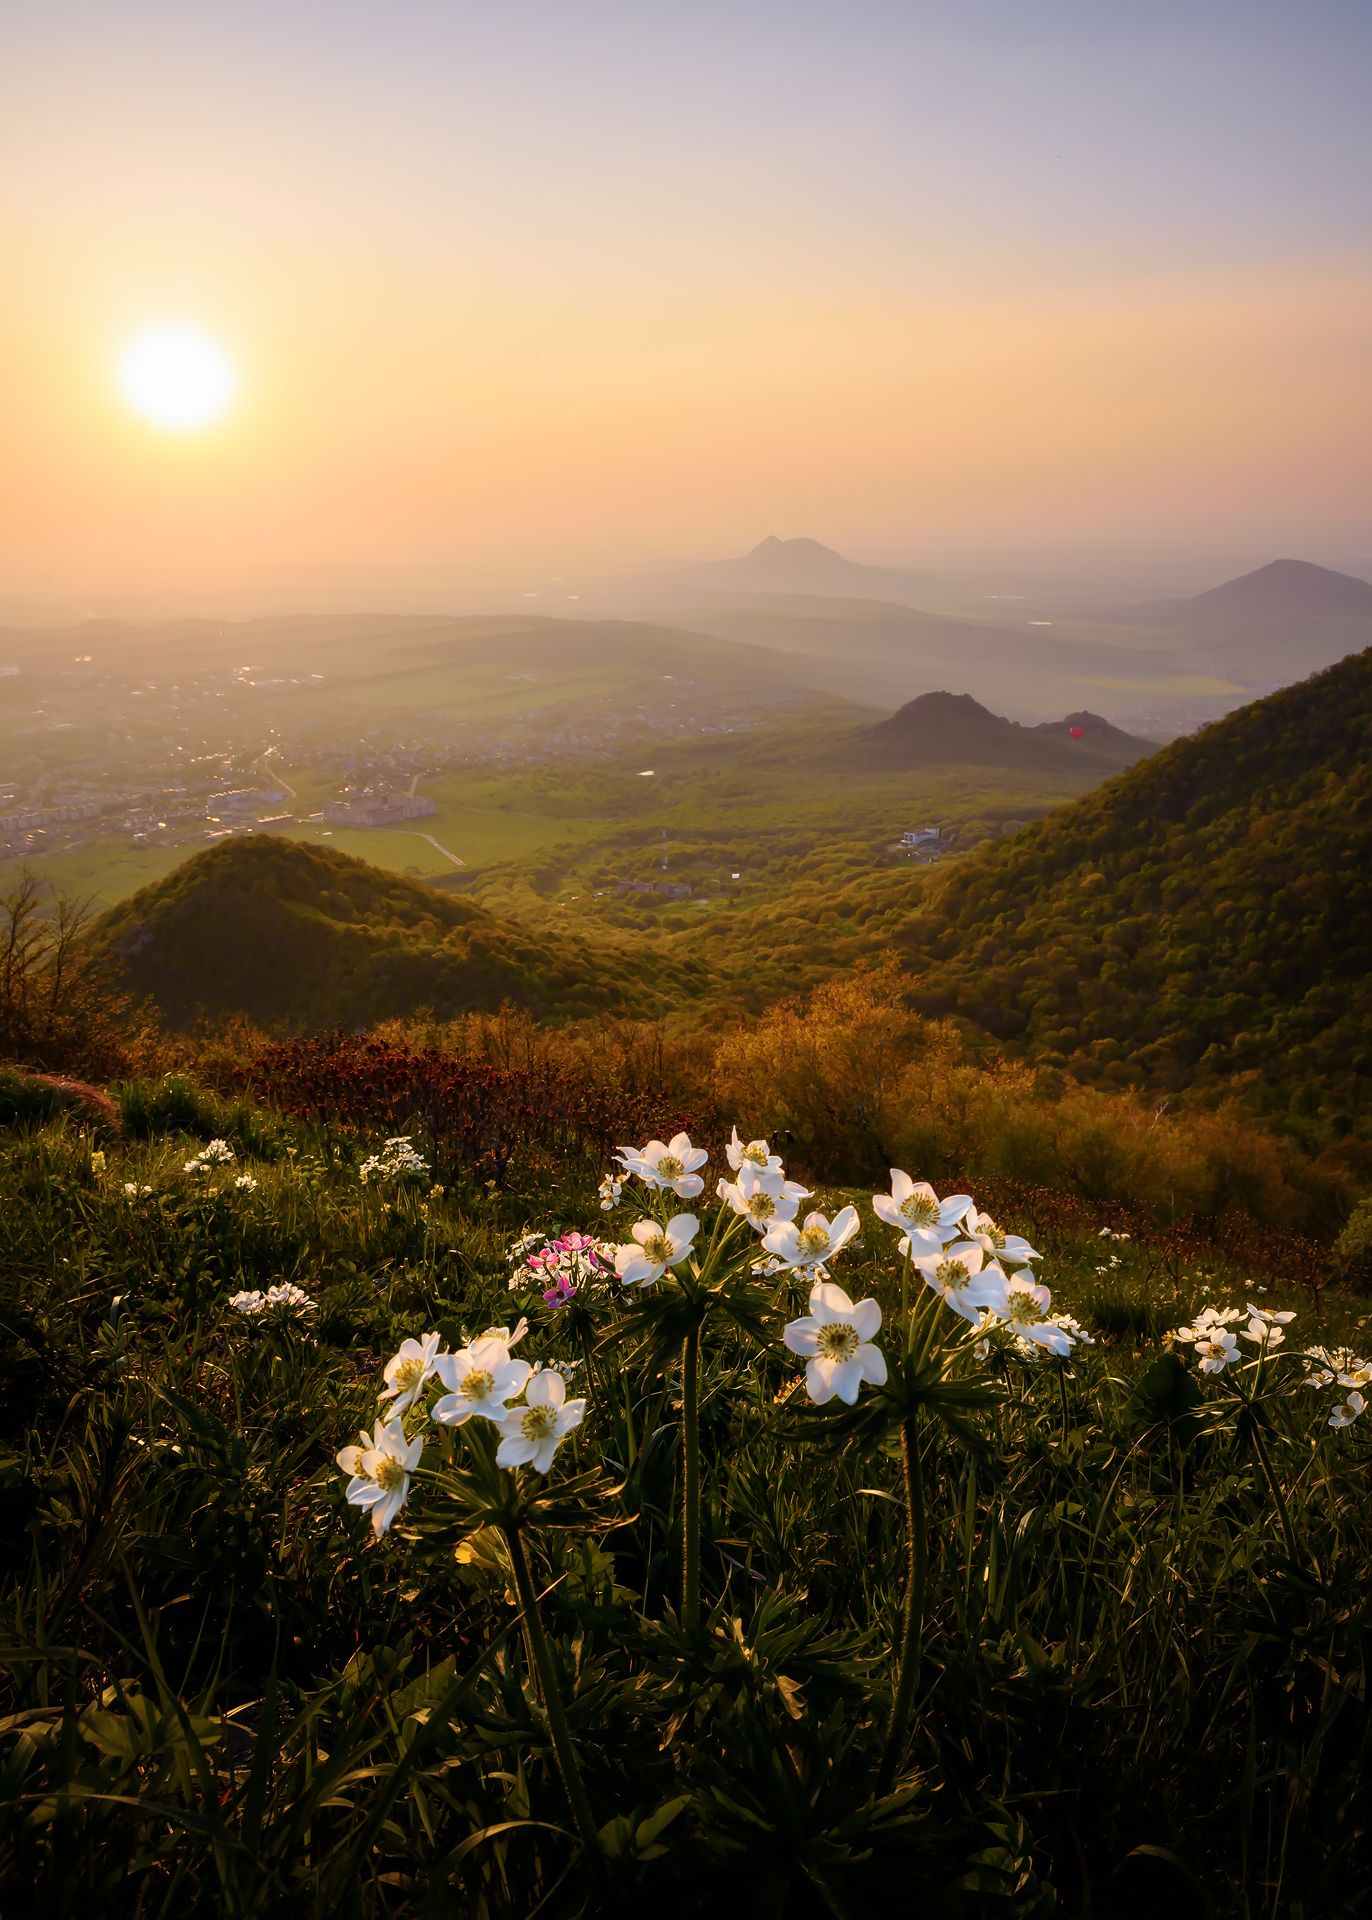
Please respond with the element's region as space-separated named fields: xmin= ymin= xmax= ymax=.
xmin=3 ymin=0 xmax=1371 ymax=617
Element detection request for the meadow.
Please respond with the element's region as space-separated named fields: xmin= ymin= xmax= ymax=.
xmin=2 ymin=1050 xmax=1370 ymax=1917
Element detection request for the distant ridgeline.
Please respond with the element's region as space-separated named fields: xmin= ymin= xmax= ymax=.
xmin=895 ymin=646 xmax=1372 ymax=1129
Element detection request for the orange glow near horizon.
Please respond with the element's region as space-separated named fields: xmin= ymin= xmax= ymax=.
xmin=4 ymin=3 xmax=1370 ymax=617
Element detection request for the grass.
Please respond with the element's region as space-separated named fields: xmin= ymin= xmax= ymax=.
xmin=2 ymin=1088 xmax=1371 ymax=1915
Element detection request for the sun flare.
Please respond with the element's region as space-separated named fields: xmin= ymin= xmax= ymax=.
xmin=117 ymin=325 xmax=237 ymax=431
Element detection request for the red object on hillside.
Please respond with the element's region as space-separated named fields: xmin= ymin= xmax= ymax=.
xmin=1069 ymin=725 xmax=1085 ymax=739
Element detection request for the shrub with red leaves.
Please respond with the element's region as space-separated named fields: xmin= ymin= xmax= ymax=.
xmin=239 ymin=1035 xmax=709 ymax=1186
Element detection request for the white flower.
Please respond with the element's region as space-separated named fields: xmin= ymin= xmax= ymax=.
xmin=494 ymin=1369 xmax=586 ymax=1473
xmin=337 ymin=1416 xmax=424 ymax=1536
xmin=476 ymin=1316 xmax=529 ymax=1349
xmin=783 ymin=1280 xmax=887 ymax=1406
xmin=913 ymin=1241 xmax=1009 ymax=1324
xmin=1304 ymin=1347 xmax=1372 ymax=1390
xmin=234 ymin=1173 xmax=258 ymax=1192
xmin=229 ymin=1289 xmax=265 ymax=1314
xmin=597 ymin=1174 xmax=624 ymax=1211
xmin=1240 ymin=1318 xmax=1286 ymax=1350
xmin=964 ymin=1207 xmax=1040 ymax=1268
xmin=1195 ymin=1329 xmax=1241 ymax=1373
xmin=1054 ymin=1312 xmax=1094 ymax=1347
xmin=725 ymin=1127 xmax=784 ymax=1176
xmin=615 ymin=1133 xmax=708 ymax=1199
xmin=201 ymin=1138 xmax=235 ymax=1163
xmin=718 ymin=1162 xmax=805 ymax=1235
xmin=431 ymin=1335 xmax=531 ymax=1426
xmin=263 ymin=1282 xmax=316 ymax=1314
xmin=123 ymin=1181 xmax=154 ymax=1198
xmin=613 ymin=1214 xmax=699 ymax=1287
xmin=873 ymin=1172 xmax=972 ymax=1248
xmin=359 ymin=1136 xmax=429 ymax=1183
xmin=998 ymin=1275 xmax=1075 ymax=1355
xmin=1329 ymin=1391 xmax=1365 ymax=1430
xmin=762 ymin=1207 xmax=861 ymax=1273
xmin=1174 ymin=1305 xmax=1244 ymax=1343
xmin=379 ymin=1332 xmax=443 ymax=1415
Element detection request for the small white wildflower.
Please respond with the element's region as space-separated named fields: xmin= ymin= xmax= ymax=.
xmin=762 ymin=1208 xmax=861 ymax=1273
xmin=494 ymin=1370 xmax=586 ymax=1473
xmin=379 ymin=1333 xmax=443 ymax=1415
xmin=782 ymin=1280 xmax=887 ymax=1406
xmin=613 ymin=1214 xmax=699 ymax=1288
xmin=615 ymin=1133 xmax=708 ymax=1199
xmin=337 ymin=1417 xmax=423 ymax=1536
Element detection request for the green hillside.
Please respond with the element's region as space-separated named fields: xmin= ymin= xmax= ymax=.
xmin=93 ymin=836 xmax=703 ymax=1029
xmin=894 ymin=646 xmax=1372 ymax=1130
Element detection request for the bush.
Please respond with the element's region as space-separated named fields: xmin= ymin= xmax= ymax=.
xmin=1333 ymin=1198 xmax=1372 ymax=1292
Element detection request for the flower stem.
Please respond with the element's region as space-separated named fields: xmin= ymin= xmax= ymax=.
xmin=503 ymin=1523 xmax=603 ymax=1872
xmin=878 ymin=1413 xmax=927 ymax=1793
xmin=681 ymin=1323 xmax=702 ymax=1631
xmin=1248 ymin=1416 xmax=1299 ymax=1562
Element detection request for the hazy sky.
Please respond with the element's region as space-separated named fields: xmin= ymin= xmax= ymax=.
xmin=4 ymin=0 xmax=1370 ymax=615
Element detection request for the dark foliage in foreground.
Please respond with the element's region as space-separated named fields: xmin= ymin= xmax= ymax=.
xmin=1 ymin=1093 xmax=1370 ymax=1916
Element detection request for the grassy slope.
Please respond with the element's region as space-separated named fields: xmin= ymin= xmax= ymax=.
xmin=92 ymin=835 xmax=707 ymax=1029
xmin=886 ymin=645 xmax=1372 ymax=1119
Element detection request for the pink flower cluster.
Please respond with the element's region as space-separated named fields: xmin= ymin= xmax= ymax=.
xmin=517 ymin=1232 xmax=608 ymax=1309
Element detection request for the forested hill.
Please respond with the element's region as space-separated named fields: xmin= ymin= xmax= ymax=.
xmin=93 ymin=837 xmax=704 ymax=1030
xmin=899 ymin=646 xmax=1372 ymax=1130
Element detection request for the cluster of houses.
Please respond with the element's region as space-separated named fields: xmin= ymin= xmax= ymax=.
xmin=322 ymin=793 xmax=438 ymax=828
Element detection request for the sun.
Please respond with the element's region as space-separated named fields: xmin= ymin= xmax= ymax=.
xmin=117 ymin=325 xmax=238 ymax=431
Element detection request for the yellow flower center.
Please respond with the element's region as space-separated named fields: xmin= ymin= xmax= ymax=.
xmin=797 ymin=1225 xmax=831 ymax=1258
xmin=643 ymin=1231 xmax=674 ymax=1263
xmin=655 ymin=1153 xmax=685 ymax=1181
xmin=393 ymin=1356 xmax=425 ymax=1391
xmin=980 ymin=1220 xmax=1007 ymax=1249
xmin=1006 ymin=1291 xmax=1043 ymax=1326
xmin=742 ymin=1142 xmax=768 ymax=1166
xmin=521 ymin=1404 xmax=559 ymax=1440
xmin=746 ymin=1192 xmax=776 ymax=1222
xmin=464 ymin=1368 xmax=495 ymax=1399
xmin=935 ymin=1258 xmax=971 ymax=1295
xmin=899 ymin=1191 xmax=939 ymax=1226
xmin=816 ymin=1323 xmax=860 ymax=1361
xmin=374 ymin=1454 xmax=407 ymax=1492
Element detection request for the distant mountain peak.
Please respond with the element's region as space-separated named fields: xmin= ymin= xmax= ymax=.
xmin=745 ymin=535 xmax=846 ymax=561
xmin=1191 ymin=557 xmax=1372 ymax=615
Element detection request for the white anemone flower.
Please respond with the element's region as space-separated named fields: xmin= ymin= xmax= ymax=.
xmin=1304 ymin=1347 xmax=1372 ymax=1390
xmin=477 ymin=1317 xmax=529 ymax=1349
xmin=1243 ymin=1302 xmax=1296 ymax=1349
xmin=337 ymin=1417 xmax=424 ymax=1536
xmin=378 ymin=1332 xmax=443 ymax=1415
xmin=431 ymin=1335 xmax=531 ymax=1426
xmin=783 ymin=1280 xmax=887 ymax=1406
xmin=762 ymin=1207 xmax=861 ymax=1273
xmin=914 ymin=1241 xmax=1009 ymax=1324
xmin=873 ymin=1171 xmax=972 ymax=1247
xmin=964 ymin=1207 xmax=1040 ymax=1268
xmin=999 ymin=1276 xmax=1074 ymax=1356
xmin=725 ymin=1127 xmax=784 ymax=1176
xmin=495 ymin=1369 xmax=586 ymax=1473
xmin=1329 ymin=1391 xmax=1366 ymax=1429
xmin=615 ymin=1132 xmax=708 ymax=1198
xmin=717 ymin=1162 xmax=805 ymax=1235
xmin=1174 ymin=1305 xmax=1244 ymax=1343
xmin=613 ymin=1214 xmax=699 ymax=1287
xmin=1195 ymin=1329 xmax=1241 ymax=1373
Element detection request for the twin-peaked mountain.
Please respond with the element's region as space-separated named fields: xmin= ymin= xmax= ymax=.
xmin=858 ymin=691 xmax=1153 ymax=772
